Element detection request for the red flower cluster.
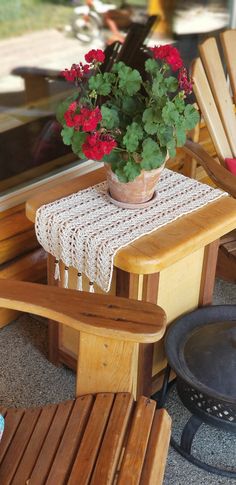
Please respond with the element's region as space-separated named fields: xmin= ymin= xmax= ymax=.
xmin=61 ymin=63 xmax=90 ymax=82
xmin=82 ymin=132 xmax=117 ymax=160
xmin=85 ymin=49 xmax=105 ymax=64
xmin=64 ymin=104 xmax=102 ymax=131
xmin=178 ymin=67 xmax=193 ymax=95
xmin=150 ymin=45 xmax=183 ymax=72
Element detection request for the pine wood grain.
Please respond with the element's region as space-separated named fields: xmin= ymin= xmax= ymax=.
xmin=46 ymin=395 xmax=94 ymax=485
xmin=76 ymin=332 xmax=137 ymax=396
xmin=0 ymin=394 xmax=171 ymax=484
xmin=0 ymin=248 xmax=47 ymax=328
xmin=0 ymin=408 xmax=41 ymax=484
xmin=118 ymin=396 xmax=156 ymax=484
xmin=68 ymin=393 xmax=114 ymax=485
xmin=140 ymin=408 xmax=172 ymax=485
xmin=90 ymin=393 xmax=133 ymax=485
xmin=0 ymin=279 xmax=166 ymax=343
xmin=199 ymin=37 xmax=236 ymax=158
xmin=221 ymin=29 xmax=236 ymax=105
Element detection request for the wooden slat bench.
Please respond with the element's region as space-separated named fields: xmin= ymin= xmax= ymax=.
xmin=0 ymin=279 xmax=171 ymax=484
xmin=0 ymin=393 xmax=171 ymax=485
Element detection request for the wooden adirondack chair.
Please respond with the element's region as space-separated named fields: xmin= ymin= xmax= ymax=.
xmin=0 ymin=279 xmax=171 ymax=484
xmin=183 ymin=31 xmax=236 ymax=283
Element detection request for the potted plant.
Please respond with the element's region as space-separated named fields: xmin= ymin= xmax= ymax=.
xmin=56 ymin=45 xmax=199 ymax=205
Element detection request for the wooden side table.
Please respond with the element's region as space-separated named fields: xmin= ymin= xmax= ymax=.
xmin=26 ymin=167 xmax=236 ymax=398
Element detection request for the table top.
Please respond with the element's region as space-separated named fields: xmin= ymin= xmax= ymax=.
xmin=26 ymin=167 xmax=236 ymax=275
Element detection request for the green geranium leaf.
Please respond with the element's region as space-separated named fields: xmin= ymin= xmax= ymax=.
xmin=166 ymin=139 xmax=176 ymax=158
xmin=61 ymin=126 xmax=74 ymax=145
xmin=103 ymin=149 xmax=122 ymax=166
xmin=101 ymin=106 xmax=119 ymax=129
xmin=56 ymin=93 xmax=79 ymax=125
xmin=162 ymin=101 xmax=179 ymax=124
xmin=152 ymin=72 xmax=166 ymax=98
xmin=111 ymin=61 xmax=125 ymax=74
xmin=143 ymin=107 xmax=162 ymax=135
xmin=103 ymin=72 xmax=116 ymax=84
xmin=145 ymin=58 xmax=158 ymax=75
xmin=175 ymin=125 xmax=186 ymax=147
xmin=123 ymin=159 xmax=141 ymax=181
xmin=88 ymin=73 xmax=111 ymax=95
xmin=184 ymin=104 xmax=200 ymax=130
xmin=165 ymin=76 xmax=178 ymax=93
xmin=114 ymin=167 xmax=128 ymax=183
xmin=118 ymin=66 xmax=142 ymax=96
xmin=157 ymin=124 xmax=173 ymax=146
xmin=174 ymin=96 xmax=185 ymax=113
xmin=122 ymin=96 xmax=143 ymax=116
xmin=141 ymin=138 xmax=166 ymax=169
xmin=71 ymin=131 xmax=86 ymax=157
xmin=123 ymin=122 xmax=143 ymax=152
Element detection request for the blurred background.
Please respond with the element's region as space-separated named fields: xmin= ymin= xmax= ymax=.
xmin=0 ymin=0 xmax=234 ymax=196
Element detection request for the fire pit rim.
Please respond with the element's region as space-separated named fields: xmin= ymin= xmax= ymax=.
xmin=165 ymin=305 xmax=236 ymax=405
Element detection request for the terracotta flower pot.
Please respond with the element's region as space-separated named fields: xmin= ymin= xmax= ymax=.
xmin=104 ymin=162 xmax=165 ymax=205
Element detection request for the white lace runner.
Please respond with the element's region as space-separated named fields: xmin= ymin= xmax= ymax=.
xmin=35 ymin=169 xmax=226 ymax=292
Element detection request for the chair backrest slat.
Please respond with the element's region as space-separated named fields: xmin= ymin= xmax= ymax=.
xmin=221 ymin=29 xmax=236 ymax=105
xmin=198 ymin=37 xmax=236 ymax=158
xmin=192 ymin=57 xmax=232 ymax=162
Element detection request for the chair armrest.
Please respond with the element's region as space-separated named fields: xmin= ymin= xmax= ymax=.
xmin=183 ymin=139 xmax=236 ymax=198
xmin=0 ymin=279 xmax=166 ymax=344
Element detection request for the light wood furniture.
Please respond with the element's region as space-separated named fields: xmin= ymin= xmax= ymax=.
xmin=182 ymin=32 xmax=236 ymax=282
xmin=26 ymin=167 xmax=236 ymax=396
xmin=0 ymin=279 xmax=171 ymax=485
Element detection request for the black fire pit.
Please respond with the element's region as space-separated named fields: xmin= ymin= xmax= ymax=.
xmin=162 ymin=305 xmax=236 ymax=478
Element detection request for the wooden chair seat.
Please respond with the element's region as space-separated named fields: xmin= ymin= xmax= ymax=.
xmin=0 ymin=279 xmax=170 ymax=483
xmin=0 ymin=392 xmax=170 ymax=485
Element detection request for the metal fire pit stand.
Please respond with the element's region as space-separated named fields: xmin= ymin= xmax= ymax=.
xmin=158 ymin=305 xmax=236 ymax=478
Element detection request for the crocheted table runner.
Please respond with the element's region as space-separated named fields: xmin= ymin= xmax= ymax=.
xmin=35 ymin=169 xmax=226 ymax=292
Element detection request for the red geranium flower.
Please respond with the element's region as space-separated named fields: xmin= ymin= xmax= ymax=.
xmin=64 ymin=105 xmax=102 ymax=131
xmin=64 ymin=101 xmax=77 ymax=127
xmin=82 ymin=132 xmax=116 ymax=160
xmin=178 ymin=67 xmax=193 ymax=95
xmin=85 ymin=49 xmax=105 ymax=64
xmin=150 ymin=45 xmax=183 ymax=71
xmin=61 ymin=63 xmax=91 ymax=82
xmin=78 ymin=106 xmax=102 ymax=131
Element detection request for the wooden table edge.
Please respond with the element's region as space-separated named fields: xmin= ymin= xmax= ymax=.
xmin=25 ymin=169 xmax=236 ymax=275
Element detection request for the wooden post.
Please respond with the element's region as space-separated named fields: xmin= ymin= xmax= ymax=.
xmin=76 ymin=332 xmax=137 ymax=396
xmin=116 ymin=269 xmax=160 ymax=398
xmin=47 ymin=254 xmax=60 ymax=365
xmin=199 ymin=239 xmax=220 ymax=306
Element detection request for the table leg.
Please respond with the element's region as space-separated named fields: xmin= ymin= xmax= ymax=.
xmin=47 ymin=254 xmax=60 ymax=365
xmin=199 ymin=239 xmax=220 ymax=306
xmin=116 ymin=269 xmax=160 ymax=398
